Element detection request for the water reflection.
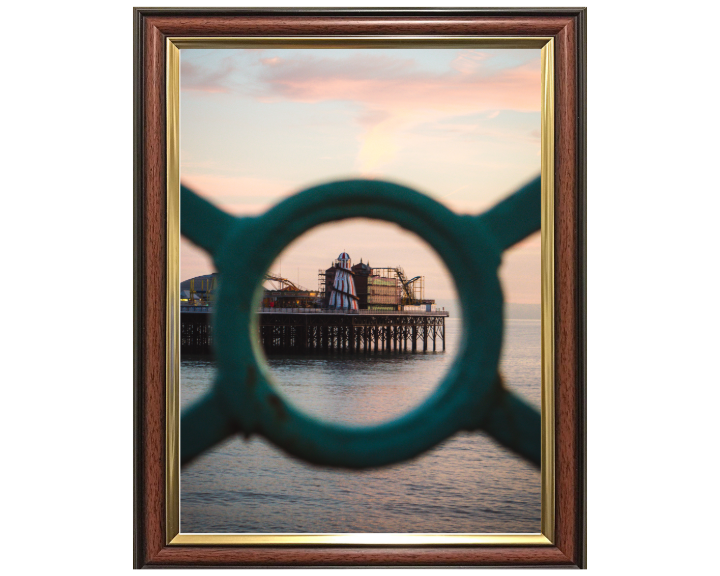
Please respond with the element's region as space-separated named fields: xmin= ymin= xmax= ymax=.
xmin=180 ymin=318 xmax=541 ymax=533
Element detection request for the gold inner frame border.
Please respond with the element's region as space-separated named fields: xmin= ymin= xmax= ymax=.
xmin=165 ymin=36 xmax=555 ymax=547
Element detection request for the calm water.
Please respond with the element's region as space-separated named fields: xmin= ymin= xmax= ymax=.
xmin=180 ymin=317 xmax=541 ymax=533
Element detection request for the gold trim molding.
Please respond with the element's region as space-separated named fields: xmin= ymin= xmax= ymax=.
xmin=171 ymin=533 xmax=552 ymax=546
xmin=165 ymin=38 xmax=180 ymax=543
xmin=165 ymin=36 xmax=555 ymax=547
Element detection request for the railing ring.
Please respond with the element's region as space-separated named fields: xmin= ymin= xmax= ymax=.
xmin=181 ymin=177 xmax=542 ymax=469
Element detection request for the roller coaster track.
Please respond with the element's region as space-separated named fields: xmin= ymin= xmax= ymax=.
xmin=264 ymin=272 xmax=308 ymax=291
xmin=376 ymin=267 xmax=421 ymax=301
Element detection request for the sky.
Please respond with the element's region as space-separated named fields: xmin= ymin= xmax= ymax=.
xmin=179 ymin=48 xmax=541 ymax=308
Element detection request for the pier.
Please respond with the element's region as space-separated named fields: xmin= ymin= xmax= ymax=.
xmin=181 ymin=251 xmax=449 ymax=356
xmin=181 ymin=307 xmax=448 ymax=355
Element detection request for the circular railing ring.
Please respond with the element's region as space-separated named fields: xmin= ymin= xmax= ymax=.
xmin=206 ymin=179 xmax=505 ymax=469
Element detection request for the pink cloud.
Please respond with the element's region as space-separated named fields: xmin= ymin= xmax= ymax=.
xmin=250 ymin=51 xmax=539 ymax=172
xmin=451 ymin=50 xmax=491 ymax=74
xmin=260 ymin=56 xmax=282 ymax=66
xmin=181 ymin=50 xmax=541 ymax=190
xmin=255 ymin=51 xmax=540 ymax=113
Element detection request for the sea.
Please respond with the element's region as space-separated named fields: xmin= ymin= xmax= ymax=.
xmin=180 ymin=317 xmax=541 ymax=533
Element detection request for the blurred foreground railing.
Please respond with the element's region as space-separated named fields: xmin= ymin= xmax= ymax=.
xmin=180 ymin=177 xmax=542 ymax=469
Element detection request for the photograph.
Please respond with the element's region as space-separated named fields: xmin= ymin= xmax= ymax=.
xmin=178 ymin=44 xmax=545 ymax=534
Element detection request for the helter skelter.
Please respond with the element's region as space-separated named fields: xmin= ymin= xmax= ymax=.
xmin=328 ymin=252 xmax=359 ymax=310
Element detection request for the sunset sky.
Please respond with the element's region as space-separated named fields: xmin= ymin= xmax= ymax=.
xmin=180 ymin=48 xmax=541 ymax=309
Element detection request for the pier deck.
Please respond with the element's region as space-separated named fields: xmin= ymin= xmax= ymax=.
xmin=181 ymin=307 xmax=448 ymax=355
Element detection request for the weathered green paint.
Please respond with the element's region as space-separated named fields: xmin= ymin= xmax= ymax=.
xmin=181 ymin=177 xmax=542 ymax=469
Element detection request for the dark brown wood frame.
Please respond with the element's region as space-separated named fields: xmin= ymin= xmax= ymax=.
xmin=134 ymin=7 xmax=586 ymax=568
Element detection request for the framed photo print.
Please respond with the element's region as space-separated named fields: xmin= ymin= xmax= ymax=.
xmin=134 ymin=7 xmax=586 ymax=568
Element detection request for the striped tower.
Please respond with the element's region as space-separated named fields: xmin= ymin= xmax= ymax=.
xmin=328 ymin=252 xmax=359 ymax=310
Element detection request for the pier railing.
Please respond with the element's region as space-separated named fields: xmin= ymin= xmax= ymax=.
xmin=256 ymin=307 xmax=449 ymax=316
xmin=182 ymin=305 xmax=449 ymax=316
xmin=180 ymin=177 xmax=542 ymax=470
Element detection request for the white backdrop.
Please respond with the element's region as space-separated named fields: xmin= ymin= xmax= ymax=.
xmin=3 ymin=1 xmax=718 ymax=573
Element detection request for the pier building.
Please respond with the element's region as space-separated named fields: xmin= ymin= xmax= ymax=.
xmin=181 ymin=252 xmax=448 ymax=355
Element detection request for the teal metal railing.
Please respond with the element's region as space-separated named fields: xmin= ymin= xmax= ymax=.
xmin=180 ymin=177 xmax=542 ymax=469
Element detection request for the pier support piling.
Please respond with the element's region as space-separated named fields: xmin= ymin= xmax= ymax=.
xmin=183 ymin=307 xmax=448 ymax=357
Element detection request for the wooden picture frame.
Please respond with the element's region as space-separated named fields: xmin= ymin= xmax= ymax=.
xmin=134 ymin=7 xmax=586 ymax=568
